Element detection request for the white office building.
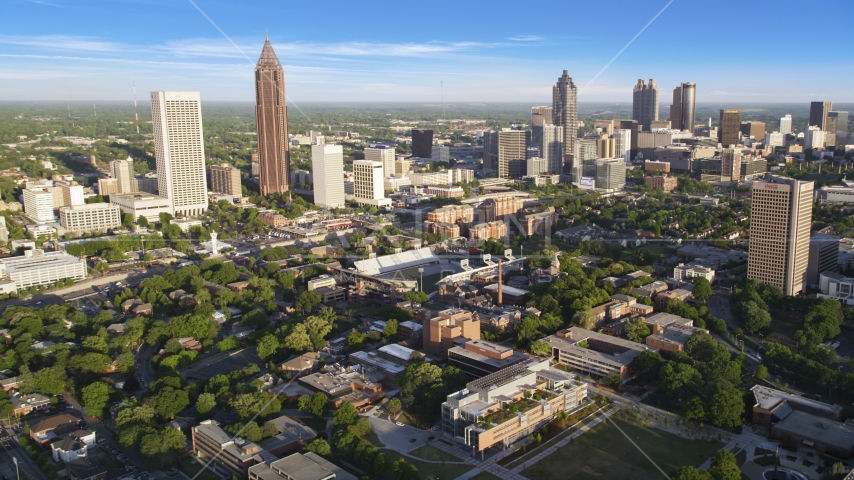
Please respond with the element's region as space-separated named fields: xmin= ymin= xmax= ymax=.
xmin=542 ymin=125 xmax=564 ymax=174
xmin=59 ymin=203 xmax=122 ymax=235
xmin=110 ymin=193 xmax=174 ymax=223
xmin=672 ymin=263 xmax=715 ymax=282
xmin=150 ymin=91 xmax=208 ymax=217
xmin=311 ymin=144 xmax=345 ymax=209
xmin=765 ymin=132 xmax=785 ymax=148
xmin=365 ymin=145 xmax=396 ymax=178
xmin=111 ymin=158 xmax=135 ymax=194
xmin=351 ymin=160 xmax=391 ymax=208
xmin=780 ymin=114 xmax=792 ymax=135
xmin=614 ymin=129 xmax=632 ymax=163
xmin=0 ymin=249 xmax=87 ymax=291
xmin=805 ymin=126 xmax=826 ymax=150
xmin=526 ymin=157 xmax=548 ymax=177
xmin=23 ymin=189 xmax=55 ymax=223
xmin=432 ymin=145 xmax=450 ymax=163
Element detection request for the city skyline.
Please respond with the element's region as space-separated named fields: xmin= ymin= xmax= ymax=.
xmin=2 ymin=0 xmax=853 ymax=103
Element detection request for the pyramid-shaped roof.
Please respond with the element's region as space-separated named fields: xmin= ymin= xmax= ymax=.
xmin=257 ymin=37 xmax=281 ymax=67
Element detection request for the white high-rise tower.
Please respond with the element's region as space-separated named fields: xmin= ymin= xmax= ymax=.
xmin=150 ymin=91 xmax=207 ymax=217
xmin=365 ymin=145 xmax=396 ymax=178
xmin=779 ymin=114 xmax=792 ymax=135
xmin=311 ymin=144 xmax=345 ymax=209
xmin=111 ymin=157 xmax=134 ymax=194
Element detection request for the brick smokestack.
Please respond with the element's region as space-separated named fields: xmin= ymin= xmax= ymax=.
xmin=497 ymin=260 xmax=503 ymax=305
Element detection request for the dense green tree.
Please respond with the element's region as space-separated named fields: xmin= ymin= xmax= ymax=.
xmin=256 ymin=334 xmax=280 ymax=360
xmin=626 ymin=318 xmax=651 ymax=343
xmin=333 ymin=402 xmax=359 ymax=427
xmin=303 ymin=438 xmax=331 ymax=456
xmin=691 ymin=277 xmax=713 ymax=302
xmin=707 ymin=450 xmax=741 ymax=480
xmin=659 ymin=362 xmax=702 ymax=400
xmin=81 ymin=382 xmax=111 ymax=417
xmin=196 ymin=393 xmax=216 ymax=416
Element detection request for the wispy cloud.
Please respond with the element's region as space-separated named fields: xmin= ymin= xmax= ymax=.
xmin=508 ymin=35 xmax=542 ymax=42
xmin=0 ymin=34 xmax=123 ymax=53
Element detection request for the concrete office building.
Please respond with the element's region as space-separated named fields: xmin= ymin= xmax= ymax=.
xmin=498 ymin=130 xmax=529 ymax=179
xmin=411 ymin=130 xmax=434 ymax=158
xmin=741 ymin=157 xmax=769 ymax=180
xmin=828 ymin=111 xmax=849 ymax=150
xmin=0 ymin=249 xmax=87 ymax=291
xmin=482 ymin=130 xmax=499 ymax=172
xmin=721 ymin=147 xmax=742 ymax=182
xmin=544 ymin=327 xmax=653 ymax=379
xmin=97 ymin=178 xmax=119 ymax=197
xmin=447 ymin=340 xmax=530 ymax=378
xmin=669 ymin=83 xmax=696 ymax=132
xmin=248 ymin=453 xmax=357 ymax=480
xmin=441 ymin=359 xmax=587 ymax=454
xmin=150 ymin=91 xmax=208 ymax=216
xmin=719 ymin=109 xmax=741 ymax=146
xmin=780 ymin=114 xmax=792 ymax=135
xmin=432 ymin=145 xmax=450 ymax=164
xmin=352 ymin=160 xmax=390 ymax=208
xmin=311 ymin=145 xmax=345 ymax=209
xmin=805 ymin=126 xmax=826 ymax=150
xmin=636 ymin=129 xmax=692 ymax=159
xmin=809 ymin=101 xmax=832 ymax=130
xmin=364 ymin=145 xmax=396 ymax=178
xmin=632 ymin=79 xmax=659 ymax=131
xmin=23 ymin=189 xmax=55 ymax=223
xmin=110 ymin=193 xmax=174 ymax=224
xmin=48 ymin=185 xmax=84 ymax=209
xmin=394 ymin=159 xmax=410 ymax=177
xmin=748 ymin=176 xmax=814 ymax=296
xmin=209 ymin=164 xmax=242 ymax=197
xmin=111 ymin=158 xmax=134 ymax=194
xmin=255 ymin=37 xmax=290 ymax=196
xmin=741 ymin=121 xmax=766 ymax=141
xmin=613 ymin=129 xmax=632 ymax=163
xmin=531 ymin=106 xmax=553 ymax=154
xmin=553 ymin=70 xmax=578 ymax=171
xmin=134 ymin=175 xmax=158 ymax=195
xmin=597 ymin=135 xmax=615 ymax=159
xmin=594 ymin=158 xmax=626 ymax=192
xmin=526 ymin=157 xmax=548 ymax=177
xmin=423 ymin=308 xmax=480 ymax=358
xmin=59 ymin=203 xmax=122 ymax=235
xmin=807 ymin=234 xmax=840 ymax=288
xmin=575 ymin=138 xmax=598 ymax=164
xmin=765 ymin=132 xmax=785 ymax=148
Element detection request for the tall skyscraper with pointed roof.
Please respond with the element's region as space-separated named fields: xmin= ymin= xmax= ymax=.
xmin=552 ymin=70 xmax=577 ymax=173
xmin=632 ymin=79 xmax=658 ymax=131
xmin=255 ymin=35 xmax=289 ymax=196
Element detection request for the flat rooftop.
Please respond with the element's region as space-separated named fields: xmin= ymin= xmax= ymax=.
xmin=774 ymin=410 xmax=854 ymax=450
xmin=643 ymin=312 xmax=695 ymax=328
xmin=483 ymin=284 xmax=530 ymax=297
xmin=751 ymin=385 xmax=842 ymax=415
xmin=545 ymin=327 xmax=652 ymax=367
xmin=448 ymin=343 xmax=529 ymax=370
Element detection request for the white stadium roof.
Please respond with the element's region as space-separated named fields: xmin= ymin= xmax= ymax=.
xmin=353 ymin=247 xmax=439 ymax=275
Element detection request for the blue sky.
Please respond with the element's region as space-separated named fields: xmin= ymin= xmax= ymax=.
xmin=2 ymin=0 xmax=853 ymax=103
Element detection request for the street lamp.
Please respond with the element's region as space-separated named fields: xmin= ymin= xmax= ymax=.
xmin=418 ymin=268 xmax=424 ymax=293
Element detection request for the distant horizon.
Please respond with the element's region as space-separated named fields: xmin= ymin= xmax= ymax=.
xmin=3 ymin=0 xmax=852 ymax=103
xmin=2 ymin=101 xmax=848 ymax=107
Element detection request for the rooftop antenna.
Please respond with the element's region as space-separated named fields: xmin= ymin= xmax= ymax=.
xmin=132 ymin=76 xmax=140 ymax=135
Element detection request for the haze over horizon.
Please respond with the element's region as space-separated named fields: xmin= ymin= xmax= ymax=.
xmin=3 ymin=0 xmax=853 ymax=104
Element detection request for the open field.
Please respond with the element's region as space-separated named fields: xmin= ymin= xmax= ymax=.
xmin=520 ymin=418 xmax=722 ymax=480
xmin=407 ymin=444 xmax=462 ymax=462
xmin=182 ymin=347 xmax=261 ymax=382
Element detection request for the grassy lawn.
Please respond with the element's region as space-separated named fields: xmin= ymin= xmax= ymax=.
xmin=381 ymin=450 xmax=472 ymax=480
xmin=177 ymin=456 xmax=221 ymax=480
xmin=521 ymin=418 xmax=722 ymax=480
xmin=469 ymin=472 xmax=503 ymax=480
xmin=407 ymin=444 xmax=462 ymax=462
xmin=363 ymin=429 xmax=385 ymax=447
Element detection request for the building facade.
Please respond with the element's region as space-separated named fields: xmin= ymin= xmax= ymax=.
xmin=210 ymin=164 xmax=242 ymax=197
xmin=553 ymin=70 xmax=578 ymax=171
xmin=311 ymin=145 xmax=345 ymax=209
xmin=59 ymin=203 xmax=122 ymax=235
xmin=747 ymin=176 xmax=814 ymax=296
xmin=150 ymin=91 xmax=208 ymax=216
xmin=23 ymin=189 xmax=55 ymax=223
xmin=411 ymin=130 xmax=434 ymax=158
xmin=497 ymin=130 xmax=528 ymax=179
xmin=645 ymin=175 xmax=677 ymax=192
xmin=255 ymin=37 xmax=290 ymax=196
xmin=632 ymin=78 xmax=659 ymax=131
xmin=110 ymin=193 xmax=173 ymax=223
xmin=365 ymin=145 xmax=396 ymax=178
xmin=719 ymin=109 xmax=741 ymax=146
xmin=0 ymin=249 xmax=87 ymax=291
xmin=111 ymin=158 xmax=135 ymax=194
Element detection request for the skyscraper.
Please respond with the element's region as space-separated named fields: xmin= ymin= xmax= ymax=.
xmin=632 ymin=79 xmax=659 ymax=131
xmin=365 ymin=145 xmax=396 ymax=178
xmin=720 ymin=147 xmax=742 ymax=182
xmin=779 ymin=114 xmax=793 ymax=135
xmin=353 ymin=160 xmax=386 ymax=204
xmin=719 ymin=109 xmax=741 ymax=147
xmin=411 ymin=130 xmax=434 ymax=158
xmin=681 ymin=83 xmax=696 ymax=132
xmin=669 ymin=85 xmax=682 ymax=132
xmin=255 ymin=36 xmax=290 ymax=196
xmin=748 ymin=175 xmax=813 ymax=296
xmin=552 ymin=70 xmax=578 ymax=172
xmin=311 ymin=144 xmax=345 ymax=209
xmin=542 ymin=125 xmax=564 ymax=174
xmin=111 ymin=158 xmax=134 ymax=194
xmin=531 ymin=106 xmax=553 ymax=153
xmin=498 ymin=130 xmax=528 ymax=179
xmin=613 ymin=129 xmax=632 ymax=163
xmin=482 ymin=130 xmax=499 ymax=173
xmin=150 ymin=91 xmax=207 ymax=217
xmin=829 ymin=111 xmax=849 ymax=150
xmin=809 ymin=101 xmax=832 ymax=130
